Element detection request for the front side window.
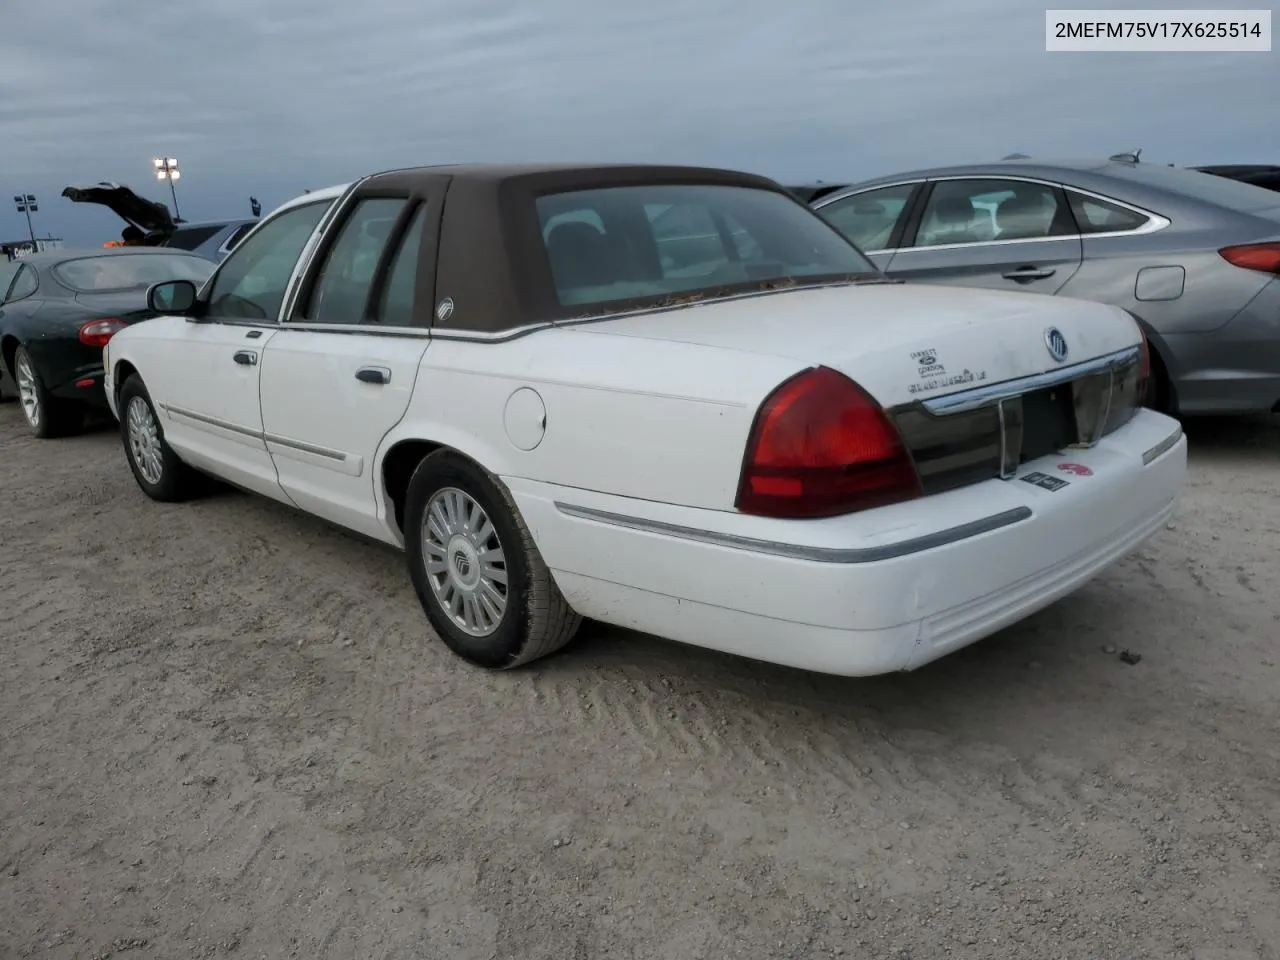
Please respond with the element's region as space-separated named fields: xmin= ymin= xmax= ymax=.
xmin=1066 ymin=191 xmax=1150 ymax=234
xmin=6 ymin=264 xmax=37 ymax=301
xmin=206 ymin=200 xmax=331 ymax=321
xmin=817 ymin=183 xmax=916 ymax=251
xmin=53 ymin=253 xmax=212 ymax=292
xmin=0 ymin=261 xmax=18 ymax=301
xmin=534 ymin=184 xmax=875 ymax=309
xmin=914 ymin=179 xmax=1067 ymax=247
xmin=299 ymin=197 xmax=408 ymax=324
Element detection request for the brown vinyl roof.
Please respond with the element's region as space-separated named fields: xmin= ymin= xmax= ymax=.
xmin=314 ymin=162 xmax=799 ymax=336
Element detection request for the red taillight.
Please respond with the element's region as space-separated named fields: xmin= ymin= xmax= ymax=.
xmin=79 ymin=318 xmax=127 ymax=347
xmin=1219 ymin=242 xmax=1280 ymax=275
xmin=736 ymin=366 xmax=921 ymax=519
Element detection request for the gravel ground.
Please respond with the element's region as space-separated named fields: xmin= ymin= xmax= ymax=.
xmin=1 ymin=401 xmax=1277 ymax=960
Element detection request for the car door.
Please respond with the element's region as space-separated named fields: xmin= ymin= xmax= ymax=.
xmin=144 ymin=198 xmax=335 ymax=499
xmin=257 ymin=180 xmax=444 ymax=541
xmin=881 ymin=177 xmax=1083 ymax=295
xmin=812 ymin=181 xmax=924 ymax=270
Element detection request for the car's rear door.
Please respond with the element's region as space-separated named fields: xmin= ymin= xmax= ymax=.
xmin=257 ymin=176 xmax=447 ymax=541
xmin=880 ymin=176 xmax=1083 ymax=295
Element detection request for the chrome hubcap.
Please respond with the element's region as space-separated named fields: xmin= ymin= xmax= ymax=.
xmin=15 ymin=353 xmax=39 ymax=429
xmin=126 ymin=396 xmax=165 ymax=485
xmin=422 ymin=487 xmax=508 ymax=637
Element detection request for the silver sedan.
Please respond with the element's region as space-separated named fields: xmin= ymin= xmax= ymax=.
xmin=812 ymin=157 xmax=1280 ymax=416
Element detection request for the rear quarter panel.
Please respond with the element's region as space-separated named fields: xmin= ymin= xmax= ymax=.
xmin=1063 ymin=233 xmax=1274 ymax=337
xmin=2 ymin=302 xmax=101 ymax=391
xmin=383 ymin=326 xmax=809 ymax=512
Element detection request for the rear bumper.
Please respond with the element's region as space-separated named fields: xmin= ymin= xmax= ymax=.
xmin=1166 ymin=276 xmax=1280 ymax=415
xmin=22 ymin=340 xmax=110 ymax=406
xmin=506 ymin=408 xmax=1186 ymax=676
xmin=50 ymin=365 xmax=109 ymax=406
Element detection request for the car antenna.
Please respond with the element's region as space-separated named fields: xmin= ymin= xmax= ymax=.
xmin=1109 ymin=148 xmax=1142 ymax=163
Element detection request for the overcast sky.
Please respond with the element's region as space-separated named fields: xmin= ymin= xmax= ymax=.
xmin=2 ymin=0 xmax=1275 ymax=244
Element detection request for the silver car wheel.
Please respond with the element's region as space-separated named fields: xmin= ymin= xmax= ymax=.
xmin=126 ymin=396 xmax=165 ymax=486
xmin=421 ymin=486 xmax=509 ymax=637
xmin=15 ymin=352 xmax=40 ymax=429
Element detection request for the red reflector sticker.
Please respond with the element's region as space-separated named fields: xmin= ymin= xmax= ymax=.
xmin=75 ymin=378 xmax=96 ymax=388
xmin=1058 ymin=463 xmax=1092 ymax=476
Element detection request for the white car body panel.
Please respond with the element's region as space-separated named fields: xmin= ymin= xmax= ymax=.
xmin=102 ymin=173 xmax=1187 ymax=677
xmin=112 ymin=315 xmax=286 ymax=501
xmin=375 ymin=330 xmax=803 ymax=518
xmin=573 ymin=283 xmax=1139 ymax=409
xmin=259 ymin=329 xmax=430 ymax=540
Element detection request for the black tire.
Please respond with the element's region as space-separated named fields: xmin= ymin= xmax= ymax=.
xmin=12 ymin=346 xmax=82 ymax=439
xmin=1145 ymin=346 xmax=1176 ymax=416
xmin=404 ymin=450 xmax=582 ymax=669
xmin=118 ymin=374 xmax=200 ymax=502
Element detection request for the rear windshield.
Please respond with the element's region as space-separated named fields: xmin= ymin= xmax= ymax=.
xmin=53 ymin=253 xmax=214 ymax=292
xmin=534 ymin=183 xmax=876 ymax=309
xmin=1108 ymin=164 xmax=1280 ymax=212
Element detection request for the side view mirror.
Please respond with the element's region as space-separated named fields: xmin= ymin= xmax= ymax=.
xmin=147 ymin=279 xmax=198 ymax=314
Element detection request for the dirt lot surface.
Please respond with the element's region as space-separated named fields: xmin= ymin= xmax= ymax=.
xmin=1 ymin=402 xmax=1277 ymax=960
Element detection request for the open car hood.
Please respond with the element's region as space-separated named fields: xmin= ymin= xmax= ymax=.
xmin=61 ymin=182 xmax=176 ymax=237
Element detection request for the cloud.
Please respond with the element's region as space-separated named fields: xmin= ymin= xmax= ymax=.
xmin=2 ymin=0 xmax=1275 ymax=242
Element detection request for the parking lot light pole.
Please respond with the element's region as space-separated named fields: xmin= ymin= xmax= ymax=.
xmin=13 ymin=194 xmax=38 ymax=243
xmin=152 ymin=157 xmax=184 ymax=223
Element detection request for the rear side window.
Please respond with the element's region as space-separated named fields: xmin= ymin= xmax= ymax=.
xmin=1066 ymin=192 xmax=1149 ymax=234
xmin=913 ymin=179 xmax=1068 ymax=247
xmin=377 ymin=204 xmax=427 ymax=325
xmin=165 ymin=224 xmax=226 ymax=250
xmin=300 ymin=197 xmax=408 ymax=324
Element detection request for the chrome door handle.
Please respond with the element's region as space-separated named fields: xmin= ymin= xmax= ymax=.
xmin=355 ymin=366 xmax=391 ymax=385
xmin=233 ymin=350 xmax=257 ymax=366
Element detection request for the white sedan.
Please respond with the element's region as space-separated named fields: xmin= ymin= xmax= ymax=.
xmin=100 ymin=162 xmax=1186 ymax=676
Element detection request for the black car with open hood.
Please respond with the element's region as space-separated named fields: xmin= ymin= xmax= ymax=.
xmin=61 ymin=182 xmax=176 ymax=242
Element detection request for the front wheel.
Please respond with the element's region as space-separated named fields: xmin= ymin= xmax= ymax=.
xmin=404 ymin=451 xmax=582 ymax=669
xmin=118 ymin=374 xmax=200 ymax=502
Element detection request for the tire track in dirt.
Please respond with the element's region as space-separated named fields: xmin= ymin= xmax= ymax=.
xmin=5 ymin=405 xmax=1280 ymax=959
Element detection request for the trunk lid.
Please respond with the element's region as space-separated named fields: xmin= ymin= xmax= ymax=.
xmin=74 ymin=291 xmax=157 ymax=325
xmin=580 ymin=282 xmax=1147 ymax=498
xmin=61 ymin=182 xmax=175 ymax=240
xmin=576 ymin=282 xmax=1139 ymax=408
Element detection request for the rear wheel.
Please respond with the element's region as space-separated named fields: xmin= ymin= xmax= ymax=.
xmin=404 ymin=451 xmax=581 ymax=669
xmin=14 ymin=346 xmax=81 ymax=439
xmin=119 ymin=374 xmax=200 ymax=502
